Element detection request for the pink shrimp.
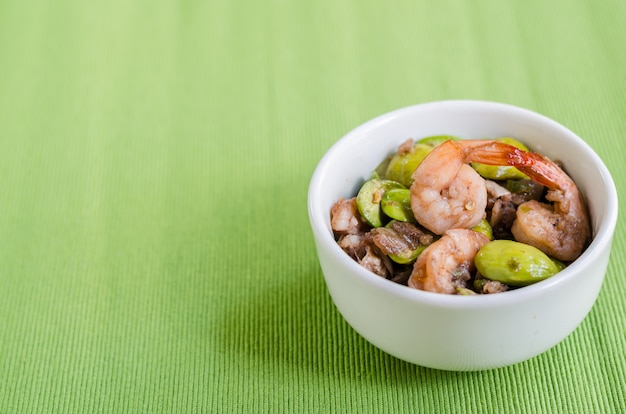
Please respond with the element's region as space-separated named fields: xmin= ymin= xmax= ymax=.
xmin=330 ymin=197 xmax=365 ymax=235
xmin=408 ymin=229 xmax=490 ymax=294
xmin=409 ymin=140 xmax=489 ymax=235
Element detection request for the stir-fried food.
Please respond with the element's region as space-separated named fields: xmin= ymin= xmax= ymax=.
xmin=330 ymin=136 xmax=591 ymax=295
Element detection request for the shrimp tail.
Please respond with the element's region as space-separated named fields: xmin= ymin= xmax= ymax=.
xmin=512 ymin=152 xmax=571 ymax=190
xmin=457 ymin=141 xmax=568 ymax=190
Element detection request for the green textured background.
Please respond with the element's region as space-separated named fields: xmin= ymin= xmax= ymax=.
xmin=1 ymin=0 xmax=624 ymax=412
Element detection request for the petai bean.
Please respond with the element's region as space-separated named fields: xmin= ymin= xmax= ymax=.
xmin=381 ymin=188 xmax=415 ymax=223
xmin=475 ymin=240 xmax=561 ymax=286
xmin=356 ymin=179 xmax=405 ymax=227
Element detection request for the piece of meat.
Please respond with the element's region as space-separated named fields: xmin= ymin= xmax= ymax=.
xmin=330 ymin=197 xmax=366 ymax=235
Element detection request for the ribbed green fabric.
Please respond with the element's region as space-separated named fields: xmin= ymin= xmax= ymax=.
xmin=0 ymin=0 xmax=624 ymax=412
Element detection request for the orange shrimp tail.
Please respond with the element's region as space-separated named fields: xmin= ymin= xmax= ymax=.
xmin=513 ymin=153 xmax=569 ymax=190
xmin=457 ymin=140 xmax=566 ymax=190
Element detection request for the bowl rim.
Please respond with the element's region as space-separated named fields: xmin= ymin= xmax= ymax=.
xmin=308 ymin=100 xmax=619 ymax=309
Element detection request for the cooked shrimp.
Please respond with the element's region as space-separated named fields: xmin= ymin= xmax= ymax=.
xmin=330 ymin=197 xmax=364 ymax=235
xmin=463 ymin=141 xmax=591 ymax=261
xmin=410 ymin=140 xmax=492 ymax=234
xmin=408 ymin=229 xmax=489 ymax=294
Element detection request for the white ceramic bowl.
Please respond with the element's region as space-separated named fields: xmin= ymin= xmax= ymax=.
xmin=308 ymin=100 xmax=618 ymax=371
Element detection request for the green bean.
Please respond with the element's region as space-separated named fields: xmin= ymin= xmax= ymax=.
xmin=472 ymin=219 xmax=493 ymax=240
xmin=383 ymin=136 xmax=460 ymax=186
xmin=475 ymin=240 xmax=561 ymax=286
xmin=381 ymin=188 xmax=415 ymax=223
xmin=456 ymin=287 xmax=478 ymax=296
xmin=388 ymin=244 xmax=428 ymax=264
xmin=385 ymin=144 xmax=432 ymax=187
xmin=356 ymin=179 xmax=405 ymax=227
xmin=552 ymin=258 xmax=567 ymax=271
xmin=506 ymin=178 xmax=544 ymax=201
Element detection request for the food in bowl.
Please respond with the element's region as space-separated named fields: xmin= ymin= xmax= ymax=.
xmin=330 ymin=135 xmax=591 ymax=295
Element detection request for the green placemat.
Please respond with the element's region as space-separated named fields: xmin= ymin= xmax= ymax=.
xmin=0 ymin=0 xmax=624 ymax=412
